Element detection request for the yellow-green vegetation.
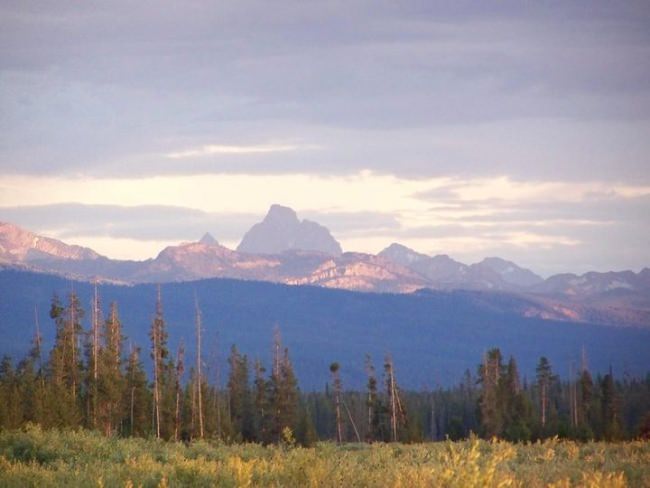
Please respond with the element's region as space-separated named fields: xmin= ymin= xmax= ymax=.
xmin=0 ymin=426 xmax=648 ymax=487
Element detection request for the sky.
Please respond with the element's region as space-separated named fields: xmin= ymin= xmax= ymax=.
xmin=1 ymin=1 xmax=649 ymax=276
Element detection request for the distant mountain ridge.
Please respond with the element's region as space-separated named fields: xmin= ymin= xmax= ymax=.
xmin=378 ymin=243 xmax=544 ymax=291
xmin=0 ymin=206 xmax=648 ymax=327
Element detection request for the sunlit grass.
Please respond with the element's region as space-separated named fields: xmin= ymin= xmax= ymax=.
xmin=0 ymin=425 xmax=648 ymax=487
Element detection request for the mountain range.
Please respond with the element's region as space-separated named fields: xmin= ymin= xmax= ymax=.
xmin=1 ymin=205 xmax=649 ymax=327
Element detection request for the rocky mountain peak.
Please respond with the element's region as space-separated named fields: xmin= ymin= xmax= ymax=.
xmin=199 ymin=232 xmax=218 ymax=246
xmin=237 ymin=204 xmax=342 ymax=256
xmin=265 ymin=204 xmax=299 ymax=224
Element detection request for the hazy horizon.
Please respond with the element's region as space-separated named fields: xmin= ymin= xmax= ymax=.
xmin=1 ymin=2 xmax=649 ymax=276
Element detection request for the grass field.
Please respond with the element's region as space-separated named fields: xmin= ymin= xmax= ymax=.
xmin=0 ymin=426 xmax=648 ymax=487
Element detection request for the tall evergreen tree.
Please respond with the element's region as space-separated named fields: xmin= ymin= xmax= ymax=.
xmin=501 ymin=356 xmax=532 ymax=440
xmin=97 ymin=302 xmax=125 ymax=436
xmin=536 ymin=356 xmax=557 ymax=433
xmin=601 ymin=368 xmax=623 ymax=440
xmin=577 ymin=368 xmax=594 ymax=438
xmin=295 ymin=401 xmax=318 ymax=447
xmin=17 ymin=320 xmax=47 ymax=426
xmin=47 ymin=292 xmax=84 ymax=427
xmin=266 ymin=328 xmax=299 ymax=443
xmin=174 ymin=342 xmax=185 ymax=441
xmin=364 ymin=354 xmax=381 ymax=442
xmin=194 ymin=296 xmax=205 ymax=439
xmin=0 ymin=357 xmax=22 ymax=429
xmin=384 ymin=355 xmax=407 ymax=442
xmin=122 ymin=345 xmax=150 ymax=437
xmin=478 ymin=348 xmax=503 ymax=437
xmin=87 ymin=283 xmax=101 ymax=429
xmin=149 ymin=286 xmax=174 ymax=439
xmin=253 ymin=358 xmax=267 ymax=442
xmin=227 ymin=345 xmax=253 ymax=441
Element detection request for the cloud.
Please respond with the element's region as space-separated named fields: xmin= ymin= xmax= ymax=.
xmin=1 ymin=2 xmax=649 ymax=181
xmin=165 ymin=143 xmax=312 ymax=159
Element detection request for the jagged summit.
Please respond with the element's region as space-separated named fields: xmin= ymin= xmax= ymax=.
xmin=237 ymin=204 xmax=343 ymax=256
xmin=265 ymin=204 xmax=299 ymax=223
xmin=199 ymin=232 xmax=218 ymax=246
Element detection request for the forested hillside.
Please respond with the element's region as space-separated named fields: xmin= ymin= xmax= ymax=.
xmin=2 ymin=269 xmax=650 ymax=390
xmin=1 ymin=269 xmax=650 ymax=443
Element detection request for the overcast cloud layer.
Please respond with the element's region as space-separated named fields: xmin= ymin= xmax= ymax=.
xmin=1 ymin=2 xmax=649 ymax=274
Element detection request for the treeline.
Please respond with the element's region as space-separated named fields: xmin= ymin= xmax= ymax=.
xmin=0 ymin=289 xmax=649 ymax=444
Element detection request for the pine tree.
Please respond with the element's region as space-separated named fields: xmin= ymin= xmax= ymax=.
xmin=31 ymin=305 xmax=46 ymax=421
xmin=15 ymin=354 xmax=40 ymax=425
xmin=123 ymin=345 xmax=150 ymax=437
xmin=384 ymin=355 xmax=406 ymax=442
xmin=478 ymin=348 xmax=503 ymax=438
xmin=536 ymin=356 xmax=556 ymax=433
xmin=66 ymin=290 xmax=85 ymax=403
xmin=295 ymin=402 xmax=318 ymax=447
xmin=577 ymin=368 xmax=594 ymax=439
xmin=364 ymin=354 xmax=381 ymax=442
xmin=47 ymin=292 xmax=84 ymax=427
xmin=149 ymin=286 xmax=174 ymax=439
xmin=174 ymin=342 xmax=185 ymax=441
xmin=329 ymin=362 xmax=343 ymax=444
xmin=267 ymin=328 xmax=299 ymax=443
xmin=501 ymin=356 xmax=532 ymax=440
xmin=97 ymin=302 xmax=125 ymax=436
xmin=253 ymin=358 xmax=267 ymax=442
xmin=227 ymin=345 xmax=253 ymax=441
xmin=194 ymin=296 xmax=205 ymax=439
xmin=0 ymin=356 xmax=22 ymax=429
xmin=601 ymin=368 xmax=623 ymax=440
xmin=87 ymin=283 xmax=101 ymax=429
xmin=18 ymin=318 xmax=47 ymax=426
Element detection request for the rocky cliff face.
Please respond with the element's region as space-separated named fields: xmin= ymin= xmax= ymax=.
xmin=237 ymin=204 xmax=342 ymax=256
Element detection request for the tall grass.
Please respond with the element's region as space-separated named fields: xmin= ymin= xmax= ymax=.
xmin=0 ymin=425 xmax=648 ymax=487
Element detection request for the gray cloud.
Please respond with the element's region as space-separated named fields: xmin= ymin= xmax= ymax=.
xmin=1 ymin=1 xmax=649 ymax=181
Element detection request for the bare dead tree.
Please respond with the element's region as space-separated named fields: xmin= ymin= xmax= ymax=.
xmin=330 ymin=362 xmax=343 ymax=444
xmin=174 ymin=342 xmax=185 ymax=442
xmin=385 ymin=355 xmax=406 ymax=442
xmin=195 ymin=294 xmax=204 ymax=439
xmin=91 ymin=281 xmax=100 ymax=428
xmin=151 ymin=285 xmax=162 ymax=439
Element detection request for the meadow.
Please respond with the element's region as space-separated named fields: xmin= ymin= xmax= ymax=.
xmin=0 ymin=426 xmax=648 ymax=487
